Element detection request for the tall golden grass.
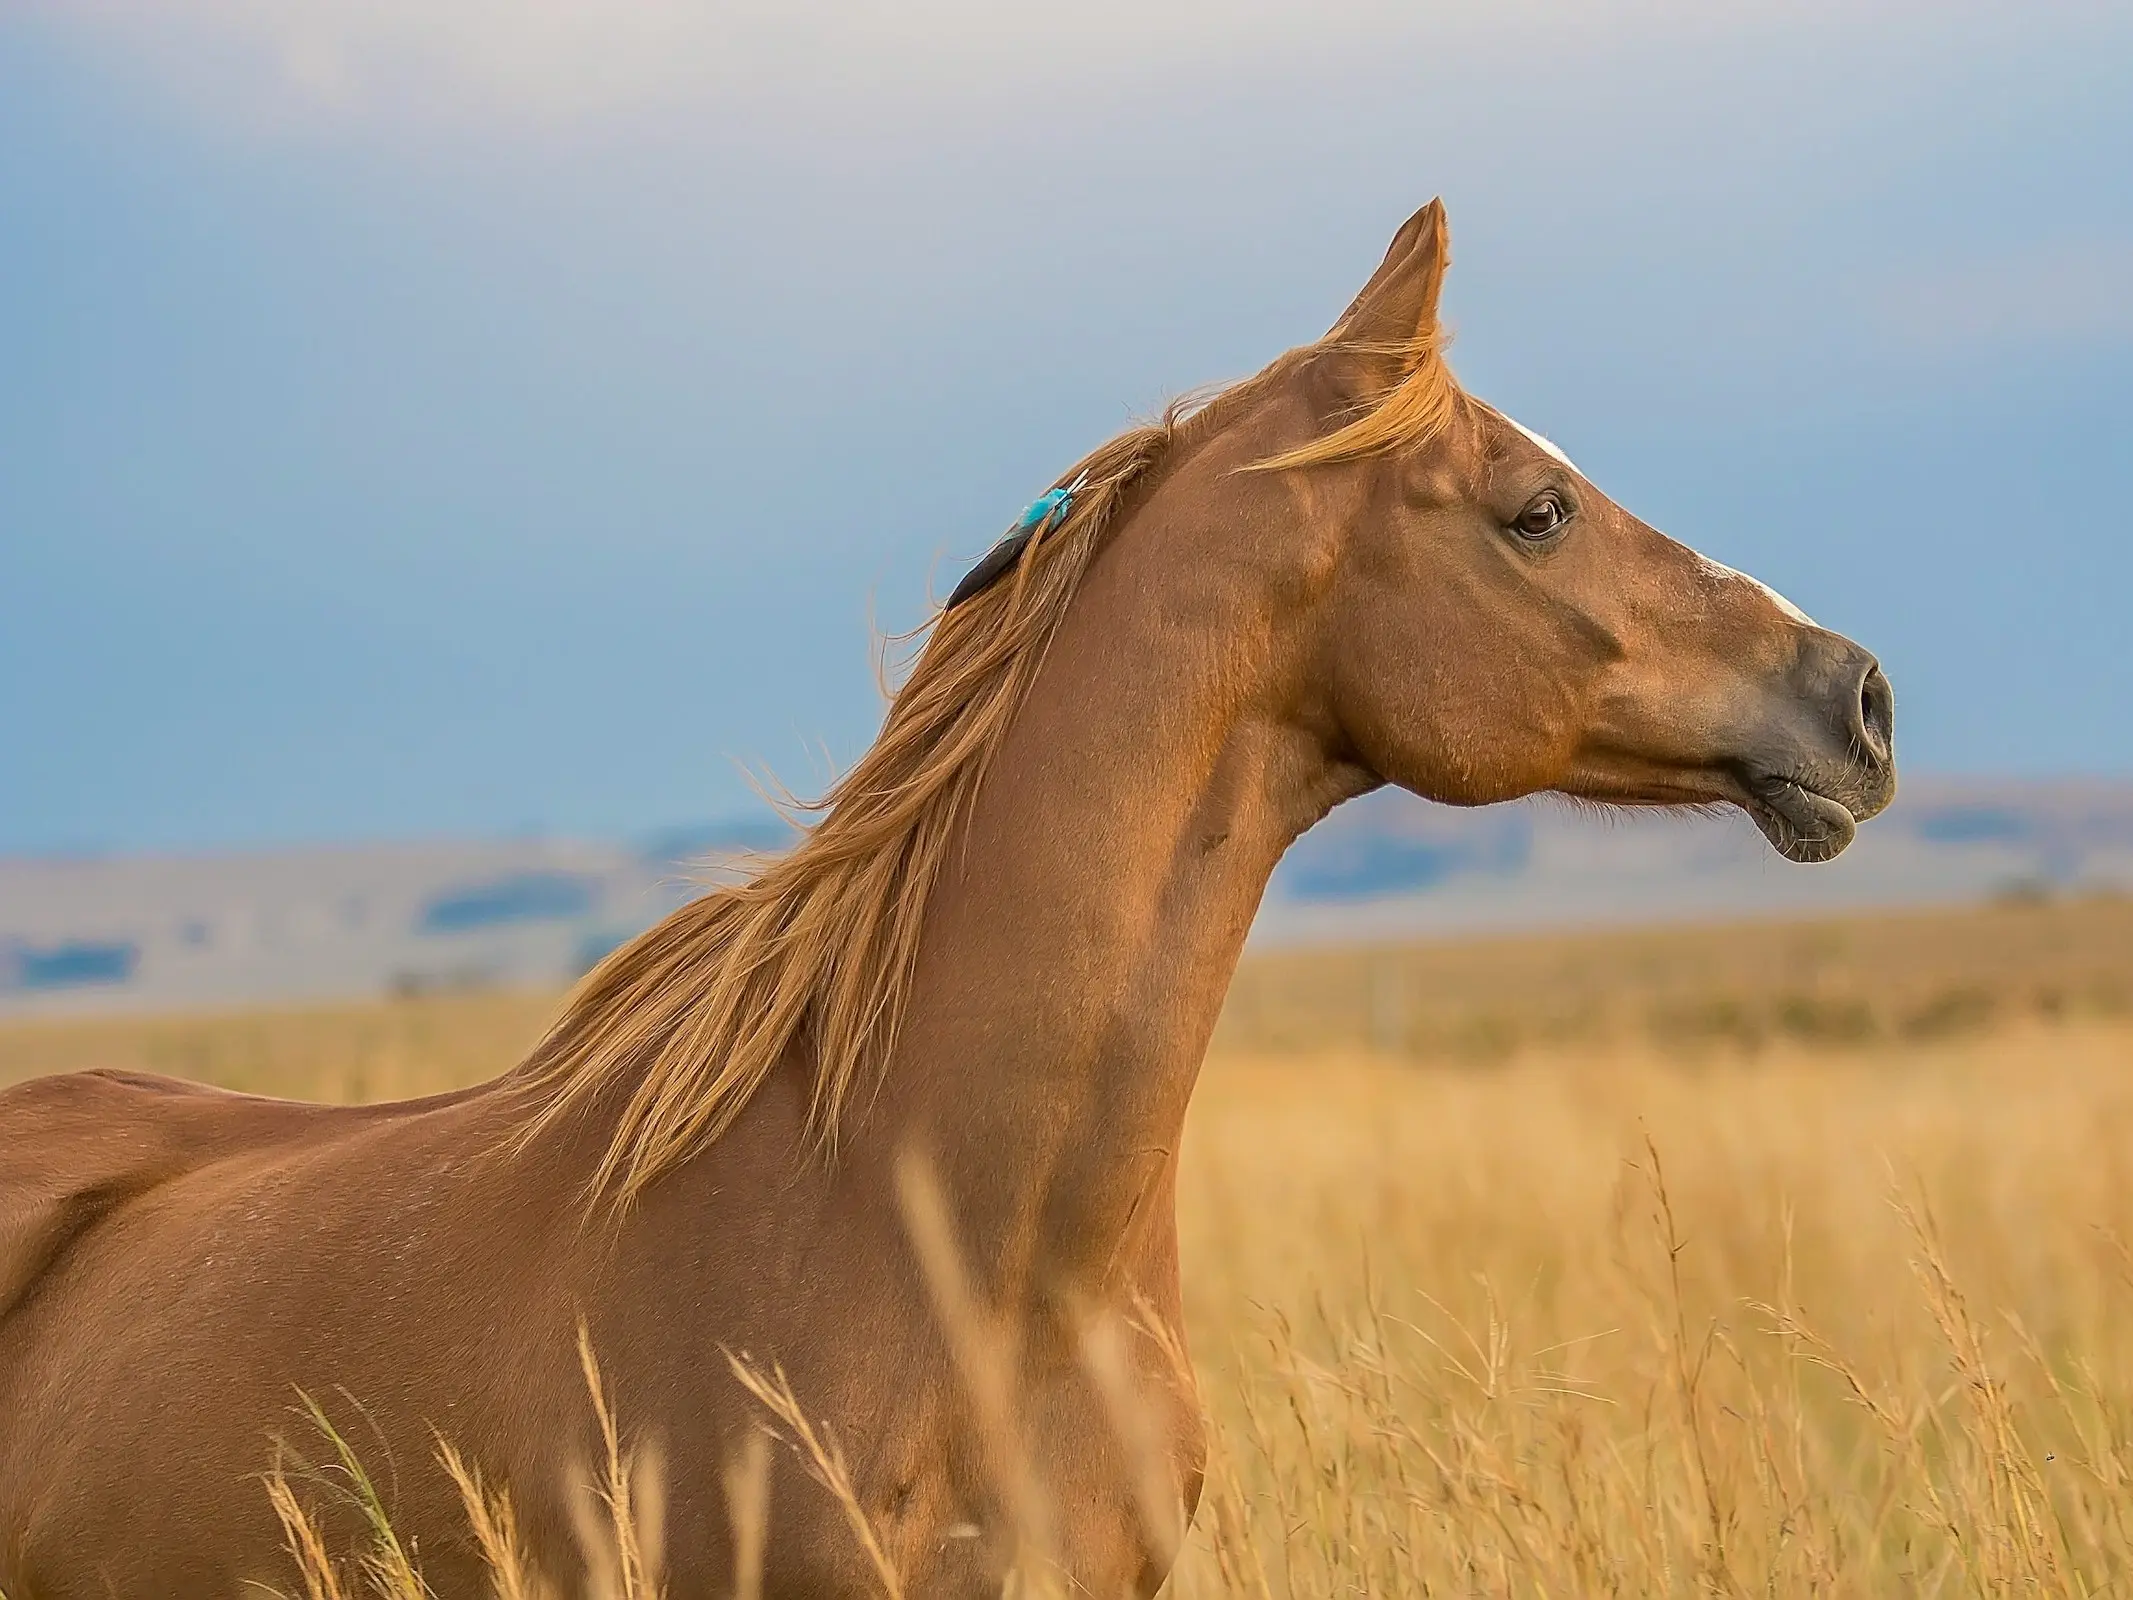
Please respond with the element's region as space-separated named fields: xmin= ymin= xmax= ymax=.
xmin=8 ymin=900 xmax=2133 ymax=1594
xmin=263 ymin=1329 xmax=668 ymax=1600
xmin=1170 ymin=1027 xmax=2133 ymax=1595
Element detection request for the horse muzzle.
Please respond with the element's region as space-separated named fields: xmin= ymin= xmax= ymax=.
xmin=1734 ymin=636 xmax=1896 ymax=864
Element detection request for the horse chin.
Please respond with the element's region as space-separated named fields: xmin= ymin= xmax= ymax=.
xmin=1743 ymin=777 xmax=1859 ymax=864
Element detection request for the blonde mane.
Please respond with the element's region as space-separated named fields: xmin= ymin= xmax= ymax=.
xmin=516 ymin=339 xmax=1461 ymax=1202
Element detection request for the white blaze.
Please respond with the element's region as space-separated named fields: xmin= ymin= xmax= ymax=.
xmin=1502 ymin=412 xmax=1577 ymax=472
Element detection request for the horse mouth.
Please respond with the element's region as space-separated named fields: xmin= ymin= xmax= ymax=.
xmin=1743 ymin=773 xmax=1860 ymax=864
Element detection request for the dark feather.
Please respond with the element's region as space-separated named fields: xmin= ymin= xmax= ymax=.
xmin=945 ymin=525 xmax=1039 ymax=611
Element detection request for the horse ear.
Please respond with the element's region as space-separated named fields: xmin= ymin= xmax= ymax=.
xmin=1328 ymin=198 xmax=1450 ymax=352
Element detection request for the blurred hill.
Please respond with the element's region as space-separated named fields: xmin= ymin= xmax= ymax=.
xmin=4 ymin=780 xmax=2129 ymax=1016
xmin=1253 ymin=778 xmax=2133 ymax=941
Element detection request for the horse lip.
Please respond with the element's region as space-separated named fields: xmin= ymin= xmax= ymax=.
xmin=1742 ymin=772 xmax=1861 ymax=865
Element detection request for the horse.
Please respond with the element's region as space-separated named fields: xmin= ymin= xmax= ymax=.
xmin=0 ymin=199 xmax=1894 ymax=1598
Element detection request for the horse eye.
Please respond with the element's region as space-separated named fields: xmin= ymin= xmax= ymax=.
xmin=1512 ymin=492 xmax=1567 ymax=541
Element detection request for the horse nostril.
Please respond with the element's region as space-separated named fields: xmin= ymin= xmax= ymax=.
xmin=1857 ymin=667 xmax=1894 ymax=760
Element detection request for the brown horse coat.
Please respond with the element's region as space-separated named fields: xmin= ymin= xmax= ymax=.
xmin=0 ymin=200 xmax=1894 ymax=1598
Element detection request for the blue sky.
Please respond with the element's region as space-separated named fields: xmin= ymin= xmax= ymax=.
xmin=3 ymin=2 xmax=2129 ymax=854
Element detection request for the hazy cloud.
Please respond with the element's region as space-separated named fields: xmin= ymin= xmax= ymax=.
xmin=30 ymin=0 xmax=1966 ymax=133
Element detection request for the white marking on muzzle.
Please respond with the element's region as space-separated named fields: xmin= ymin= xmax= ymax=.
xmin=1695 ymin=554 xmax=1816 ymax=626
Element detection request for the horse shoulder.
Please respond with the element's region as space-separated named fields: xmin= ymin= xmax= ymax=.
xmin=0 ymin=1069 xmax=331 ymax=1324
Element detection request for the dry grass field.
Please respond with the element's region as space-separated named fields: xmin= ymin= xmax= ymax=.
xmin=8 ymin=896 xmax=2133 ymax=1595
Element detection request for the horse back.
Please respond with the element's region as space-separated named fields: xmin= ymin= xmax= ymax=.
xmin=0 ymin=1069 xmax=373 ymax=1326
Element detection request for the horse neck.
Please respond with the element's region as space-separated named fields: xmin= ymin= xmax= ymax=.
xmin=880 ymin=488 xmax=1362 ymax=1304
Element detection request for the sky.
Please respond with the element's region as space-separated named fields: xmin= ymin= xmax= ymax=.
xmin=3 ymin=1 xmax=2129 ymax=855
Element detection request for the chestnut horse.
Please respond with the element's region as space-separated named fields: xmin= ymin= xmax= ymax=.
xmin=0 ymin=200 xmax=1894 ymax=1598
